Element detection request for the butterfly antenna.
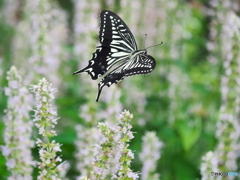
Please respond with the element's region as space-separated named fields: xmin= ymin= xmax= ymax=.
xmin=146 ymin=41 xmax=164 ymax=50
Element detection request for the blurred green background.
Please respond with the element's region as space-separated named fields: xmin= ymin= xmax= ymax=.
xmin=0 ymin=0 xmax=239 ymax=179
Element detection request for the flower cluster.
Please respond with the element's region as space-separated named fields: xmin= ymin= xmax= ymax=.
xmin=206 ymin=0 xmax=239 ymax=65
xmin=31 ymin=78 xmax=65 ymax=180
xmin=200 ymin=151 xmax=219 ymax=180
xmin=72 ymin=0 xmax=99 ymax=60
xmin=77 ymin=176 xmax=90 ymax=180
xmin=12 ymin=0 xmax=67 ymax=87
xmin=201 ymin=7 xmax=240 ymax=179
xmin=75 ymin=125 xmax=100 ymax=178
xmin=2 ymin=66 xmax=34 ymax=180
xmin=72 ymin=0 xmax=99 ymax=93
xmin=91 ymin=110 xmax=139 ymax=180
xmin=139 ymin=131 xmax=163 ymax=180
xmin=215 ymin=12 xmax=240 ymax=172
xmin=1 ymin=0 xmax=22 ymax=26
xmin=121 ymin=0 xmax=193 ymax=125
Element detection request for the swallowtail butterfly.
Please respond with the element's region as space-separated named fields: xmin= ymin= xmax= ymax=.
xmin=74 ymin=10 xmax=161 ymax=102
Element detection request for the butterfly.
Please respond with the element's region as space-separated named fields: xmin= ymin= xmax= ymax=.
xmin=74 ymin=10 xmax=162 ymax=102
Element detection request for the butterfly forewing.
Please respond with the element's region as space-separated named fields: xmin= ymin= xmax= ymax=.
xmin=100 ymin=10 xmax=137 ymax=51
xmin=96 ymin=53 xmax=156 ymax=101
xmin=73 ymin=10 xmax=137 ymax=79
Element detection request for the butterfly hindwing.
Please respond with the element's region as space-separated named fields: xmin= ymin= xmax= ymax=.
xmin=73 ymin=46 xmax=110 ymax=79
xmin=124 ymin=54 xmax=156 ymax=76
xmin=96 ymin=54 xmax=156 ymax=101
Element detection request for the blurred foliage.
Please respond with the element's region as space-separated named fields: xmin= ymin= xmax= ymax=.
xmin=0 ymin=0 xmax=236 ymax=179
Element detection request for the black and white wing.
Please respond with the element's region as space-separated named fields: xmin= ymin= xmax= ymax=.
xmin=73 ymin=10 xmax=137 ymax=79
xmin=73 ymin=10 xmax=157 ymax=102
xmin=96 ymin=54 xmax=156 ymax=101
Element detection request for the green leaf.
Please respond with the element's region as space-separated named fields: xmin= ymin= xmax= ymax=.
xmin=178 ymin=118 xmax=202 ymax=151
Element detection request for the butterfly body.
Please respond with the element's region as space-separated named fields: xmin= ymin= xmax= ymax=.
xmin=74 ymin=10 xmax=157 ymax=102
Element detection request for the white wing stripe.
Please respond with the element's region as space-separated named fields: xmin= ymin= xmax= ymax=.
xmin=111 ymin=40 xmax=135 ymax=51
